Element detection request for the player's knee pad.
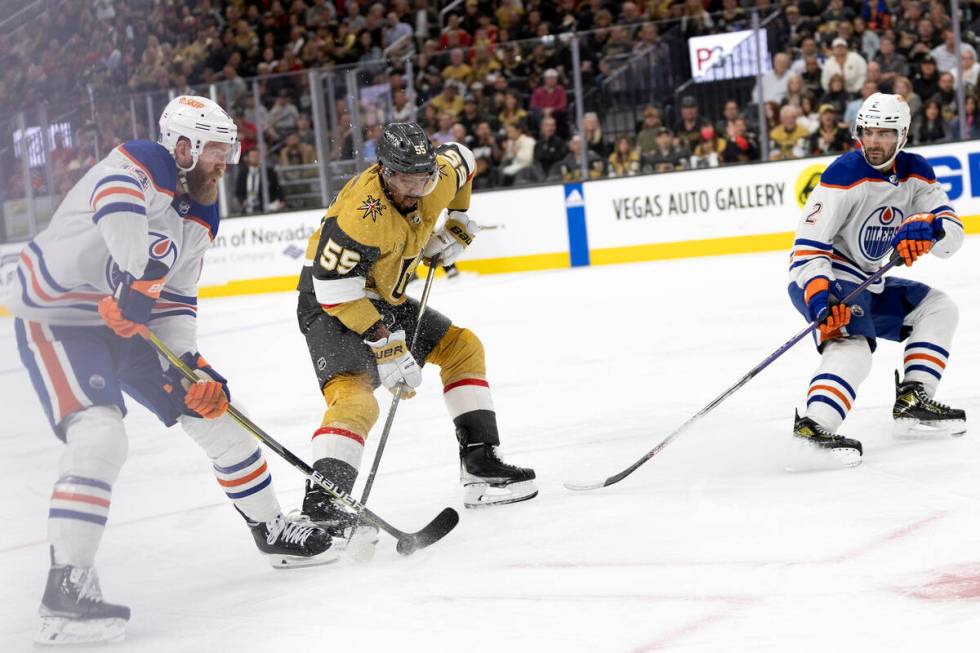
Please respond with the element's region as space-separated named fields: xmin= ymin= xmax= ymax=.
xmin=908 ymin=289 xmax=958 ymax=338
xmin=179 ymin=412 xmax=254 ymax=463
xmin=322 ymin=374 xmax=379 ymax=435
xmin=820 ymin=336 xmax=873 ymax=382
xmin=59 ymin=405 xmax=128 ymax=484
xmin=428 ymin=326 xmax=486 ymax=383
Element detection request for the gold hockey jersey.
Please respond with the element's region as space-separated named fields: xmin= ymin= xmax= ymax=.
xmin=298 ymin=142 xmax=475 ymax=335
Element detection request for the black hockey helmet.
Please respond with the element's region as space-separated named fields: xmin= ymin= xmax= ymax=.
xmin=378 ymin=122 xmax=439 ymax=198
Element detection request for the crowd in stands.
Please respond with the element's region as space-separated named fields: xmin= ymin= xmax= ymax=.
xmin=4 ymin=0 xmax=980 ymax=210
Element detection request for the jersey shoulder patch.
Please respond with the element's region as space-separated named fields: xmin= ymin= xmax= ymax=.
xmin=332 ymin=172 xmax=390 ymax=248
xmin=818 ymin=151 xmax=875 ymax=189
xmin=896 ymin=151 xmax=937 ymax=183
xmin=436 ymin=142 xmax=475 ymax=190
xmin=116 ymin=140 xmax=178 ymax=196
xmin=172 ymin=195 xmax=220 ymax=240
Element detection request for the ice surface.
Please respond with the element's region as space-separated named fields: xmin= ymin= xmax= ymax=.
xmin=2 ymin=243 xmax=979 ymax=652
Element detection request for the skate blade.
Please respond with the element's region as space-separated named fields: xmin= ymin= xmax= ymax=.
xmin=268 ymin=548 xmax=341 ymax=569
xmin=463 ymin=480 xmax=539 ymax=509
xmin=346 ymin=526 xmax=380 ymax=563
xmin=36 ymin=616 xmax=126 ymax=646
xmin=786 ymin=443 xmax=862 ymax=472
xmin=893 ymin=418 xmax=967 ymax=440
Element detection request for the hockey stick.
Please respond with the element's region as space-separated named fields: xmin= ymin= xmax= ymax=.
xmin=564 ymin=254 xmax=905 ymax=491
xmin=143 ymin=330 xmax=458 ymax=555
xmin=359 ymin=255 xmax=439 ymax=505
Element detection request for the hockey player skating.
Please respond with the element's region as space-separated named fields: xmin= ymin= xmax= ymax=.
xmin=8 ymin=96 xmax=334 ymax=646
xmin=297 ymin=122 xmax=537 ymax=535
xmin=788 ymin=92 xmax=966 ymax=465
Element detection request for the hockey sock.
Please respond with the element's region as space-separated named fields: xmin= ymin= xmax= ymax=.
xmin=427 ymin=326 xmax=499 ymax=441
xmin=49 ymin=406 xmax=128 ymax=567
xmin=315 ymin=374 xmax=375 ymax=473
xmin=804 ymin=337 xmax=872 ymax=433
xmin=180 ymin=414 xmax=279 ymax=523
xmin=901 ymin=289 xmax=958 ymax=396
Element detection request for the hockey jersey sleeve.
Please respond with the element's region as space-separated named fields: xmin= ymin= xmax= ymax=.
xmin=150 ymin=253 xmax=200 ymax=358
xmin=788 ymin=180 xmax=852 ymax=291
xmin=89 ymin=165 xmax=152 ymax=278
xmin=436 ymin=142 xmax=476 ymax=211
xmin=305 ymin=216 xmax=383 ymax=335
xmin=906 ymin=154 xmax=965 ymax=259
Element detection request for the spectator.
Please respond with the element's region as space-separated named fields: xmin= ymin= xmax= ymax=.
xmin=845 ymin=81 xmax=880 ymax=125
xmin=931 ymin=72 xmax=958 ymax=122
xmin=637 ymin=106 xmax=665 ymax=156
xmin=222 ymin=64 xmax=248 ymax=103
xmin=951 ymin=50 xmax=980 ymax=88
xmin=471 ymin=121 xmax=503 ymax=167
xmin=819 ymin=73 xmax=851 ymax=115
xmin=720 ymin=117 xmax=759 ymax=164
xmin=236 ymin=148 xmax=285 ymax=214
xmin=533 ymin=116 xmax=568 ymax=179
xmin=457 ymin=95 xmax=485 ymax=135
xmin=912 ymin=99 xmax=950 ymax=144
xmin=582 ymin=111 xmax=611 ymax=159
xmin=874 ymin=36 xmax=909 ymax=83
xmin=497 ymin=91 xmax=528 ymax=131
xmin=689 ymin=127 xmax=723 ymax=169
xmin=951 ymin=95 xmax=980 ymax=140
xmin=267 ymin=89 xmax=300 ymax=137
xmin=431 ymin=111 xmax=455 ymax=145
xmin=893 ymin=76 xmax=922 ymax=118
xmin=853 ymin=16 xmax=880 ymax=63
xmin=431 ymin=82 xmax=464 ymax=117
xmin=560 ymin=134 xmax=606 ymax=181
xmin=823 ymin=0 xmax=856 ymax=23
xmin=753 ymin=52 xmax=793 ymax=104
xmin=450 ymin=122 xmax=472 ymax=148
xmin=295 ymin=113 xmax=316 ymax=148
xmin=442 ymin=48 xmax=473 ymax=86
xmin=797 ymin=94 xmax=820 ymax=133
xmin=673 ymin=96 xmax=710 ymax=154
xmin=792 ymin=38 xmax=825 ymax=76
xmin=392 ymin=88 xmax=418 ymax=122
xmin=931 ymin=29 xmax=977 ymax=73
xmin=808 ymin=104 xmax=851 ymax=156
xmin=472 ymin=155 xmax=502 ymax=190
xmin=783 ymin=74 xmax=806 ymax=108
xmin=800 ymin=54 xmax=824 ymax=98
xmin=500 ymin=122 xmax=536 ymax=185
xmin=439 ymin=13 xmax=472 ymax=50
xmin=382 ymin=11 xmax=414 ymax=52
xmin=529 ymin=68 xmax=568 ymax=124
xmin=234 ymin=114 xmax=259 ymax=155
xmin=821 ymin=37 xmax=868 ymax=94
xmin=769 ymin=105 xmax=809 ymax=160
xmin=642 ymin=127 xmax=687 ymax=173
xmin=278 ymin=131 xmax=316 ymax=168
xmin=607 ymin=135 xmax=640 ymax=177
xmin=913 ymin=55 xmax=940 ymax=103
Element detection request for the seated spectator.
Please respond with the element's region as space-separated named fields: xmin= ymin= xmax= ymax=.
xmin=931 ymin=72 xmax=958 ymax=122
xmin=560 ymin=134 xmax=606 ymax=181
xmin=457 ymin=94 xmax=485 ymax=135
xmin=673 ymin=96 xmax=710 ymax=154
xmin=819 ymin=74 xmax=851 ymax=116
xmin=642 ymin=127 xmax=687 ymax=173
xmin=472 ymin=155 xmax=502 ymax=190
xmin=450 ymin=122 xmax=473 ymax=149
xmin=608 ymin=135 xmax=641 ymax=177
xmin=392 ymin=88 xmax=418 ymax=122
xmin=854 ymin=16 xmax=880 ymax=63
xmin=442 ymin=48 xmax=473 ymax=86
xmin=951 ymin=94 xmax=980 ymax=140
xmin=913 ymin=56 xmax=941 ymax=102
xmin=383 ymin=11 xmax=414 ymax=52
xmin=951 ymin=50 xmax=980 ymax=88
xmin=720 ymin=118 xmax=759 ymax=164
xmin=874 ymin=35 xmax=910 ymax=83
xmin=689 ymin=127 xmax=723 ymax=169
xmin=295 ymin=113 xmax=315 ymax=148
xmin=236 ymin=148 xmax=285 ymax=214
xmin=431 ymin=111 xmax=455 ymax=146
xmin=279 ymin=132 xmax=316 ymax=168
xmin=931 ymin=28 xmax=977 ymax=73
xmin=769 ymin=105 xmax=809 ymax=160
xmin=893 ymin=76 xmax=922 ymax=118
xmin=800 ymin=54 xmax=825 ymax=98
xmin=497 ymin=91 xmax=528 ymax=132
xmin=268 ymin=89 xmax=300 ymax=139
xmin=582 ymin=112 xmax=611 ymax=159
xmin=714 ymin=100 xmax=741 ymax=139
xmin=821 ymin=38 xmax=868 ymax=94
xmin=637 ymin=107 xmax=665 ymax=156
xmin=913 ymin=99 xmax=951 ymax=144
xmin=529 ymin=68 xmax=568 ymax=126
xmin=533 ymin=116 xmax=568 ymax=180
xmin=798 ymin=94 xmax=820 ymax=134
xmin=783 ymin=74 xmax=806 ymax=108
xmin=234 ymin=114 xmax=259 ymax=155
xmin=791 ymin=37 xmax=825 ymax=76
xmin=431 ymin=82 xmax=464 ymax=117
xmin=753 ymin=52 xmax=793 ymax=104
xmin=471 ymin=45 xmax=501 ymax=82
xmin=500 ymin=122 xmax=536 ymax=185
xmin=845 ymin=81 xmax=880 ymax=125
xmin=808 ymin=104 xmax=851 ymax=156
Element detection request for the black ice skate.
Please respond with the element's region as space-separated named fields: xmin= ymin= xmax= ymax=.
xmin=240 ymin=508 xmax=337 ymax=569
xmin=36 ymin=550 xmax=130 ymax=646
xmin=893 ymin=371 xmax=967 ymax=439
xmin=458 ymin=427 xmax=538 ymax=508
xmin=792 ymin=410 xmax=863 ymax=468
xmin=302 ymin=459 xmax=360 ymax=539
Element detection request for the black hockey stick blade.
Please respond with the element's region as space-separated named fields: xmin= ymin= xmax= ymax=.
xmin=395 ymin=507 xmax=460 ymax=556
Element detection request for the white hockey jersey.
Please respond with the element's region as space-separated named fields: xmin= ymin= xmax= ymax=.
xmin=6 ymin=140 xmax=219 ymax=356
xmin=789 ymin=150 xmax=964 ymax=294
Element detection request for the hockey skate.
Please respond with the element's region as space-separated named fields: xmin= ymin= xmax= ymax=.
xmin=792 ymin=410 xmax=863 ymax=468
xmin=36 ymin=551 xmax=130 ymax=646
xmin=242 ymin=508 xmax=338 ymax=568
xmin=302 ymin=460 xmax=379 ymax=560
xmin=459 ymin=432 xmax=538 ymax=508
xmin=893 ymin=371 xmax=967 ymax=439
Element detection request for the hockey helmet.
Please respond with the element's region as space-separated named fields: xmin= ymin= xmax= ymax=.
xmin=852 ymin=92 xmax=911 ymax=170
xmin=159 ymin=95 xmax=241 ymax=171
xmin=378 ymin=122 xmax=439 ymax=198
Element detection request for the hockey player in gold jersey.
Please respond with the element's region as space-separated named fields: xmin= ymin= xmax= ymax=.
xmin=296 ymin=122 xmax=537 ymax=532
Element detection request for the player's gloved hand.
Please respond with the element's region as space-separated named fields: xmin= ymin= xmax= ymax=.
xmin=422 ymin=211 xmax=479 ymax=266
xmin=890 ymin=212 xmax=940 ymax=266
xmin=97 ymin=260 xmax=169 ymax=338
xmin=364 ymin=329 xmax=422 ymax=399
xmin=164 ymin=352 xmax=230 ymax=419
xmin=805 ymin=277 xmax=851 ymax=339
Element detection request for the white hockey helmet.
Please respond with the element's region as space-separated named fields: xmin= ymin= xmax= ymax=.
xmin=852 ymin=92 xmax=911 ymax=170
xmin=158 ymin=95 xmax=241 ymax=171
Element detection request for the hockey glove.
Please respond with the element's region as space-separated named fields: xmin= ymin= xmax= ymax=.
xmin=364 ymin=329 xmax=422 ymax=398
xmin=422 ymin=211 xmax=479 ymax=266
xmin=890 ymin=212 xmax=940 ymax=266
xmin=163 ymin=352 xmax=230 ymax=419
xmin=804 ymin=277 xmax=851 ymax=339
xmin=97 ymin=260 xmax=170 ymax=338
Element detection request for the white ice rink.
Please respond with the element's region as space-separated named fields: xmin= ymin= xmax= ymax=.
xmin=1 ymin=241 xmax=979 ymax=652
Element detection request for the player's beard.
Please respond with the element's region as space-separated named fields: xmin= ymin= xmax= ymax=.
xmin=186 ymin=165 xmax=222 ymax=205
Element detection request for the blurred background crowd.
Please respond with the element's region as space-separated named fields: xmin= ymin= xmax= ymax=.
xmin=2 ymin=0 xmax=980 ymax=228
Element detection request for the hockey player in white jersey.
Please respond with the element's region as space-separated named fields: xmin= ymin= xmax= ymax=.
xmin=788 ymin=92 xmax=966 ymax=466
xmin=8 ymin=96 xmax=335 ymax=646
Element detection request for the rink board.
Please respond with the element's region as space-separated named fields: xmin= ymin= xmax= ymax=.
xmin=1 ymin=139 xmax=980 ymax=313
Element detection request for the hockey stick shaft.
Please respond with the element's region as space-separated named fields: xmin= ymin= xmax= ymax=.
xmin=359 ymin=255 xmax=439 ymax=504
xmin=144 ymin=330 xmax=457 ymax=554
xmin=565 ymin=255 xmax=904 ymax=491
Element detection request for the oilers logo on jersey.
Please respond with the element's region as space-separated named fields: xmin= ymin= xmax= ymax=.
xmin=859 ymin=206 xmax=902 ymax=260
xmin=104 ymin=231 xmax=178 ymax=290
